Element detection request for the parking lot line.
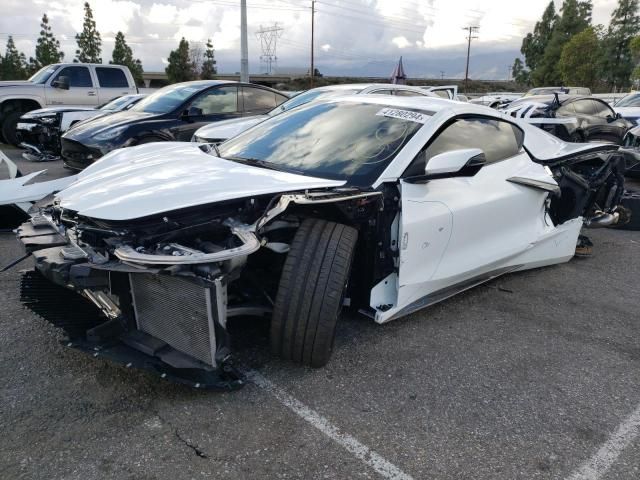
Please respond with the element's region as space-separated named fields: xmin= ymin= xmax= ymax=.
xmin=566 ymin=403 xmax=640 ymax=480
xmin=244 ymin=369 xmax=414 ymax=480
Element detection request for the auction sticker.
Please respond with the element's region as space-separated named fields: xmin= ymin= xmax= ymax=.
xmin=376 ymin=108 xmax=430 ymax=124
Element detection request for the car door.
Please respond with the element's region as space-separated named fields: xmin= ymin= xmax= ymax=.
xmin=45 ymin=66 xmax=97 ymax=106
xmin=571 ymin=99 xmax=608 ymax=142
xmin=241 ymin=86 xmax=288 ymax=116
xmin=589 ymin=99 xmax=627 ymax=144
xmin=95 ymin=67 xmax=134 ymax=105
xmin=170 ymin=85 xmax=242 ymax=141
xmin=397 ymin=117 xmax=558 ymax=307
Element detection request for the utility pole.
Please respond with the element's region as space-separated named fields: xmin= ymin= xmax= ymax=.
xmin=240 ymin=0 xmax=249 ymax=82
xmin=462 ymin=26 xmax=478 ymax=94
xmin=310 ymin=0 xmax=315 ymax=87
xmin=440 ymin=70 xmax=445 ymax=80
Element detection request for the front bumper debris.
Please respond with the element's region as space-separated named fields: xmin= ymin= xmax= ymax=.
xmin=13 ymin=215 xmax=245 ymax=390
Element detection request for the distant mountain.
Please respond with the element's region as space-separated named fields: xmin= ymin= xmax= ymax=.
xmin=315 ymin=49 xmax=521 ymax=80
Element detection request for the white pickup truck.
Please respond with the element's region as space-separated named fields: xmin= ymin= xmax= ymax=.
xmin=0 ymin=63 xmax=137 ymax=145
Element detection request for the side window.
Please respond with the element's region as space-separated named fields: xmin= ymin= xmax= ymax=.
xmin=432 ymin=90 xmax=452 ymax=99
xmin=572 ymin=100 xmax=595 ymax=115
xmin=275 ymin=92 xmax=288 ymax=106
xmin=556 ymin=103 xmax=576 ymax=116
xmin=53 ymin=66 xmax=93 ymax=87
xmin=96 ymin=68 xmax=129 ymax=88
xmin=404 ymin=118 xmax=524 ymax=177
xmin=370 ymin=89 xmax=393 ymax=95
xmin=189 ymin=86 xmax=238 ymax=115
xmin=395 ymin=90 xmax=426 ymax=97
xmin=242 ymin=87 xmax=277 ymax=112
xmin=590 ymin=100 xmax=613 ymax=118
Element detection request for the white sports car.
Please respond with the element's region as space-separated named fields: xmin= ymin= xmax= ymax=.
xmin=10 ymin=95 xmax=627 ymax=389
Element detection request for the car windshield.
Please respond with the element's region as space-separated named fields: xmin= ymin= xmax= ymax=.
xmin=218 ymin=101 xmax=427 ymax=186
xmin=28 ymin=65 xmax=58 ymax=84
xmin=99 ymin=95 xmax=136 ymax=111
xmin=267 ymin=88 xmax=362 ymax=116
xmin=132 ymin=84 xmax=204 ymax=114
xmin=525 ymin=88 xmax=563 ymax=96
xmin=616 ymin=94 xmax=640 ymax=108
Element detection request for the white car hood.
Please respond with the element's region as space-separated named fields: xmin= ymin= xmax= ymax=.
xmin=194 ymin=115 xmax=267 ymax=141
xmin=59 ymin=143 xmax=344 ymax=221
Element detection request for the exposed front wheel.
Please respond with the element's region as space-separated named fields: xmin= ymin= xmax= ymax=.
xmin=270 ymin=218 xmax=358 ymax=367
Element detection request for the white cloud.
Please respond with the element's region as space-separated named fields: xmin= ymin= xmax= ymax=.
xmin=148 ymin=3 xmax=177 ymax=24
xmin=0 ymin=0 xmax=625 ymax=75
xmin=392 ymin=36 xmax=411 ymax=49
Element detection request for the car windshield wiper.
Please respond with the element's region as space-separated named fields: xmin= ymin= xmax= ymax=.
xmin=224 ymin=156 xmax=306 ymax=176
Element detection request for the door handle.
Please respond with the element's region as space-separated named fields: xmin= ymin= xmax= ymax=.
xmin=88 ymin=91 xmax=97 ymax=96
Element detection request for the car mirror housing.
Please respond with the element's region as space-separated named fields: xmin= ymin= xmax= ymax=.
xmin=404 ymin=149 xmax=487 ymax=184
xmin=52 ymin=76 xmax=70 ymax=90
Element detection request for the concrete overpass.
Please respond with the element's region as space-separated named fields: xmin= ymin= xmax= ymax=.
xmin=141 ymin=72 xmax=301 ymax=88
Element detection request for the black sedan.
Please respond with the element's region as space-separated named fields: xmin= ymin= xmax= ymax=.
xmin=500 ymin=94 xmax=632 ymax=144
xmin=61 ymin=80 xmax=288 ymax=170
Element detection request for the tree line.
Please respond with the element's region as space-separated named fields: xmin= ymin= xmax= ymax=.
xmin=512 ymin=0 xmax=640 ymax=91
xmin=0 ymin=2 xmax=217 ymax=85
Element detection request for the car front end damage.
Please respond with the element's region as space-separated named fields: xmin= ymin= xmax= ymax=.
xmin=16 ymin=112 xmax=63 ymax=161
xmin=14 ymin=188 xmax=385 ymax=389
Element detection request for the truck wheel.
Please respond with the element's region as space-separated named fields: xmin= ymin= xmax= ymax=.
xmin=1 ymin=110 xmax=25 ymax=146
xmin=270 ymin=218 xmax=358 ymax=367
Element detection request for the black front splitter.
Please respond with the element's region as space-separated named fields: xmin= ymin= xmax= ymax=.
xmin=63 ymin=338 xmax=246 ymax=391
xmin=20 ymin=270 xmax=245 ymax=391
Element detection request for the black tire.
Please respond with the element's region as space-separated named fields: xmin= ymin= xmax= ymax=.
xmin=1 ymin=110 xmax=25 ymax=146
xmin=270 ymin=218 xmax=358 ymax=368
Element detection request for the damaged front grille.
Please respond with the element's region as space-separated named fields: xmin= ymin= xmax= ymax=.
xmin=130 ymin=274 xmax=217 ymax=366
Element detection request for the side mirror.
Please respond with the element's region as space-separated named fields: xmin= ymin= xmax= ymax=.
xmin=52 ymin=76 xmax=70 ymax=90
xmin=184 ymin=106 xmax=203 ymax=118
xmin=405 ymin=149 xmax=486 ymax=183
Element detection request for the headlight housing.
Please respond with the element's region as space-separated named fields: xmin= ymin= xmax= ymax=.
xmin=39 ymin=116 xmax=58 ymax=125
xmin=94 ymin=126 xmax=128 ymax=141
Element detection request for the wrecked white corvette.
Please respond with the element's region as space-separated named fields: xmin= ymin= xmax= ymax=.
xmin=10 ymin=96 xmax=627 ymax=389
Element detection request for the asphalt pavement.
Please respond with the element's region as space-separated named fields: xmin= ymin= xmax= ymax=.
xmin=1 ymin=144 xmax=639 ymax=480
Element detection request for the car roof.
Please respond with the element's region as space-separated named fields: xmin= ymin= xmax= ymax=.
xmin=318 ymin=94 xmax=468 ymax=114
xmin=312 ymin=83 xmax=424 ymax=92
xmin=511 ymin=94 xmax=602 ymax=106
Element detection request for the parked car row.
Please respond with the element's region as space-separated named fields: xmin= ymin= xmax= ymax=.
xmin=16 ymin=94 xmax=145 ymax=161
xmin=1 ymin=84 xmax=634 ymax=388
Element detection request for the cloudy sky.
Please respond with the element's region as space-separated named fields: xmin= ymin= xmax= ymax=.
xmin=0 ymin=0 xmax=620 ymax=79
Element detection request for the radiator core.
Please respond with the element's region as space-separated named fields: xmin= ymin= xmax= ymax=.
xmin=129 ymin=273 xmax=216 ymax=366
